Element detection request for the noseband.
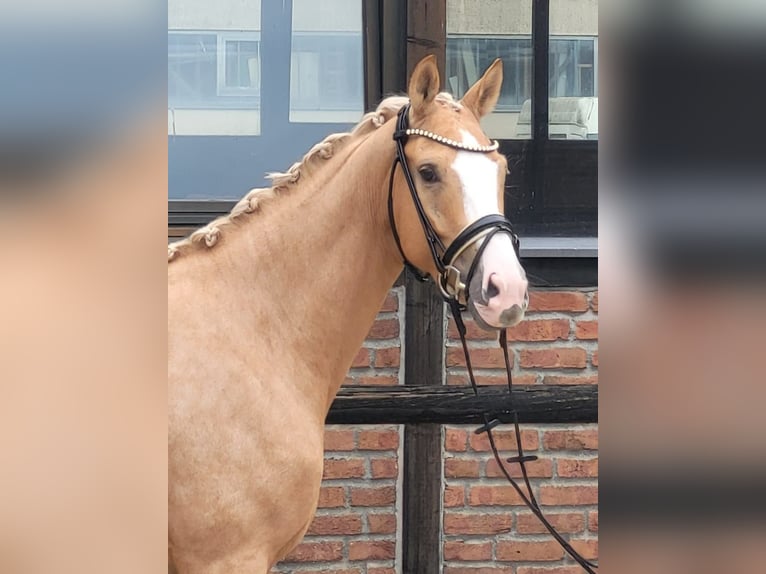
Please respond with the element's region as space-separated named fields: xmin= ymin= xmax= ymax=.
xmin=387 ymin=104 xmax=519 ymax=307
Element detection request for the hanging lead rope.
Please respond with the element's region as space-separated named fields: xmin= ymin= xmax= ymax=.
xmin=449 ymin=300 xmax=598 ymax=573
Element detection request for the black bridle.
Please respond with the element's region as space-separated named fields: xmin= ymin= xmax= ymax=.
xmin=388 ymin=104 xmax=519 ymax=308
xmin=387 ymin=104 xmax=598 ymax=573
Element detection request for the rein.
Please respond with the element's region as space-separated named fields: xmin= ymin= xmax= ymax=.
xmin=388 ymin=105 xmax=598 ymax=572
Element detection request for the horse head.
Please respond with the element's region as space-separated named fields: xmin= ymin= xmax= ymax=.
xmin=390 ymin=55 xmax=529 ymax=329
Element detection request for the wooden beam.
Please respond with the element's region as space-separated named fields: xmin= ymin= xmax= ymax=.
xmin=532 ymin=0 xmax=550 ymax=213
xmin=406 ymin=0 xmax=447 ymax=84
xmin=362 ymin=0 xmax=382 ymax=110
xmin=327 ymin=385 xmax=598 ymax=425
xmin=402 ymin=3 xmax=448 ymax=573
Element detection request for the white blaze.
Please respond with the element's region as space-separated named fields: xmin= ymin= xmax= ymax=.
xmin=451 ymin=130 xmax=527 ymax=320
xmin=452 ymin=130 xmax=501 ymax=221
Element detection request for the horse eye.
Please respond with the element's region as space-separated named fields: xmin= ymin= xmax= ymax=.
xmin=418 ymin=165 xmax=438 ymax=183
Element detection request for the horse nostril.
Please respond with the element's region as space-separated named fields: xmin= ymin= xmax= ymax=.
xmin=486 ymin=275 xmax=500 ymax=300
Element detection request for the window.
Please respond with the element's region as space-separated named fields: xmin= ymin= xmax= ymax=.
xmin=550 ymin=38 xmax=597 ymax=98
xmin=168 ymin=0 xmax=365 ymax=201
xmin=168 ymin=32 xmax=261 ymax=109
xmin=446 ymin=0 xmax=533 ymax=140
xmin=168 ymin=0 xmax=596 ymax=236
xmin=290 ymin=34 xmax=362 ymax=111
xmin=168 ymin=33 xmax=218 ymax=108
xmin=545 ymin=38 xmax=598 ymax=141
xmin=446 ymin=35 xmax=597 ymax=141
xmin=220 ymin=37 xmax=261 ymax=97
xmin=511 ymin=37 xmax=598 ymax=141
xmin=446 ymin=0 xmax=598 ymax=237
xmin=447 ymin=36 xmax=533 ymax=111
xmin=549 ymin=0 xmax=598 ymax=140
xmin=446 ymin=36 xmax=597 ymax=108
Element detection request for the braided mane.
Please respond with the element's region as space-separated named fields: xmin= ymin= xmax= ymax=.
xmin=168 ymin=93 xmax=461 ymax=262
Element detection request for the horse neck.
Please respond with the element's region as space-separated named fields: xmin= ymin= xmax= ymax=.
xmin=221 ymin=120 xmax=403 ymax=407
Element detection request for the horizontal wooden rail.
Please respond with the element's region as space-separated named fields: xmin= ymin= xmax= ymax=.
xmin=326 ymin=384 xmax=597 ymax=425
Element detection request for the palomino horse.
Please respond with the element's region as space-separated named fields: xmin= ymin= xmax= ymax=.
xmin=168 ymin=56 xmax=529 ymax=573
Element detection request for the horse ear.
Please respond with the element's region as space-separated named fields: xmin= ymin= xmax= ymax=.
xmin=408 ymin=55 xmax=441 ymax=119
xmin=461 ymin=58 xmax=504 ymax=118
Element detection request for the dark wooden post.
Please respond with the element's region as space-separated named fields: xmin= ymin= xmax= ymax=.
xmin=532 ymin=0 xmax=550 ymax=143
xmin=532 ymin=0 xmax=550 ymax=209
xmin=401 ymin=3 xmax=447 ymax=573
xmin=401 ymin=274 xmax=445 ymax=574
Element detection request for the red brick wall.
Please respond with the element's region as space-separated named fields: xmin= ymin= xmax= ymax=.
xmin=273 ymin=288 xmax=598 ymax=573
xmin=443 ymin=288 xmax=598 ymax=573
xmin=446 ymin=289 xmax=599 ymax=386
xmin=442 ymin=423 xmax=599 ymax=573
xmin=272 ymin=425 xmax=401 ymax=574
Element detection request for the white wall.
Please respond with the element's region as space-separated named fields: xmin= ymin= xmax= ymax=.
xmin=169 ymin=0 xmax=595 ymax=35
xmin=169 ymin=0 xmax=362 ymax=32
xmin=169 ymin=0 xmax=261 ymax=30
xmin=447 ymin=0 xmax=597 ymax=36
xmin=292 ymin=0 xmax=361 ymax=32
xmin=551 ymin=0 xmax=598 ymax=35
xmin=448 ymin=0 xmax=533 ymax=35
xmin=168 ymin=109 xmax=261 ymax=136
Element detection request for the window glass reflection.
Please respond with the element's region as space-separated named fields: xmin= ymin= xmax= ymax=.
xmin=447 ymin=0 xmax=533 ymax=139
xmin=289 ymin=0 xmax=363 ymax=123
xmin=447 ymin=0 xmax=598 ymax=140
xmin=168 ymin=0 xmax=364 ymax=199
xmin=549 ymin=0 xmax=598 ymax=139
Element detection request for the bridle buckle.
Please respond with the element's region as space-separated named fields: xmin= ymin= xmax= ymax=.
xmin=439 ymin=265 xmax=466 ymax=303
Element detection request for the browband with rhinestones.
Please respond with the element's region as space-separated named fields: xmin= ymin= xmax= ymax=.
xmin=405 ymin=128 xmax=499 ymax=153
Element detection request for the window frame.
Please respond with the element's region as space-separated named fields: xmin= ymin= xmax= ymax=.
xmin=548 ymin=35 xmax=598 ymax=99
xmin=216 ymin=32 xmax=262 ymax=99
